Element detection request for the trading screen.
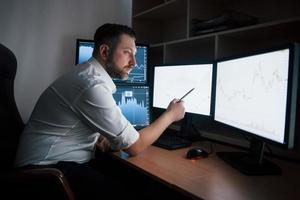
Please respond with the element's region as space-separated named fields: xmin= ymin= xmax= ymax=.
xmin=214 ymin=49 xmax=290 ymax=143
xmin=77 ymin=41 xmax=148 ymax=84
xmin=153 ymin=64 xmax=213 ymax=115
xmin=113 ymin=86 xmax=150 ymax=127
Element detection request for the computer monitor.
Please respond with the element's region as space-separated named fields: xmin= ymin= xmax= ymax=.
xmin=75 ymin=39 xmax=94 ymax=65
xmin=75 ymin=39 xmax=148 ymax=84
xmin=113 ymin=44 xmax=148 ymax=84
xmin=152 ymin=64 xmax=213 ymax=116
xmin=113 ymin=85 xmax=150 ymax=129
xmin=214 ymin=44 xmax=299 ymax=175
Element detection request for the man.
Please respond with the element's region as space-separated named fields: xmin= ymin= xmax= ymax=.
xmin=15 ymin=23 xmax=185 ymax=199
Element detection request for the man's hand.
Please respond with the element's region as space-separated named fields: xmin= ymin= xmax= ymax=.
xmin=165 ymin=98 xmax=185 ymax=122
xmin=96 ymin=135 xmax=112 ymax=152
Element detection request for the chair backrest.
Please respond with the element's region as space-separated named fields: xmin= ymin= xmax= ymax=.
xmin=0 ymin=43 xmax=25 ymax=170
xmin=0 ymin=44 xmax=75 ymax=200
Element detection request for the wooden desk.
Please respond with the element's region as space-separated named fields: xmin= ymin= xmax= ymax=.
xmin=111 ymin=141 xmax=300 ymax=200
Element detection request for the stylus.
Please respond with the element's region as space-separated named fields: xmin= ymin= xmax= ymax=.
xmin=179 ymin=88 xmax=195 ymax=101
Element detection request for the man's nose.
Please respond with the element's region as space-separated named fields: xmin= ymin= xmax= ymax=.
xmin=130 ymin=54 xmax=137 ymax=67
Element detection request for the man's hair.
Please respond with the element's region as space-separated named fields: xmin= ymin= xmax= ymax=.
xmin=92 ymin=23 xmax=136 ymax=57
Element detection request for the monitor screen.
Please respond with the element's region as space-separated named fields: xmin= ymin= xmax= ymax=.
xmin=113 ymin=45 xmax=148 ymax=84
xmin=76 ymin=39 xmax=94 ymax=65
xmin=152 ymin=64 xmax=213 ymax=116
xmin=75 ymin=39 xmax=148 ymax=84
xmin=215 ymin=47 xmax=297 ymax=147
xmin=214 ymin=44 xmax=299 ymax=175
xmin=113 ymin=85 xmax=150 ymax=128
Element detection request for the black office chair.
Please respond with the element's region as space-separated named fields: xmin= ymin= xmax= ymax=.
xmin=0 ymin=43 xmax=75 ymax=200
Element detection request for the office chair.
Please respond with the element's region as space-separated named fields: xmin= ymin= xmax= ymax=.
xmin=0 ymin=43 xmax=75 ymax=200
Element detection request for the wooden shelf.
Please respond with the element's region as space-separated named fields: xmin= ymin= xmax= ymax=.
xmin=133 ymin=0 xmax=186 ymax=20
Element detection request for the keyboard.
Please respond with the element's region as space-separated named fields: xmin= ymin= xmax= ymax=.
xmin=153 ymin=133 xmax=192 ymax=150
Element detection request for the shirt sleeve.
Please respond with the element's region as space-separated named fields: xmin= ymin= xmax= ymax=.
xmin=72 ymin=84 xmax=139 ymax=150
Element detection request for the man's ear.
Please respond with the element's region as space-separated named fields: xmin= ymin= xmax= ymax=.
xmin=99 ymin=44 xmax=109 ymax=60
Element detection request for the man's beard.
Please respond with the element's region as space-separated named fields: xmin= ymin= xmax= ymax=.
xmin=105 ymin=61 xmax=128 ymax=80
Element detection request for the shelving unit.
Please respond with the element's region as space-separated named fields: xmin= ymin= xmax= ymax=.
xmin=133 ymin=0 xmax=300 ymax=64
xmin=132 ymin=0 xmax=300 ymax=160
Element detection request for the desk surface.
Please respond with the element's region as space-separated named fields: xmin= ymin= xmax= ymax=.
xmin=111 ymin=141 xmax=300 ymax=200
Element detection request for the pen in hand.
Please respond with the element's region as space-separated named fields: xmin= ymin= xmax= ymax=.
xmin=178 ymin=88 xmax=195 ymax=102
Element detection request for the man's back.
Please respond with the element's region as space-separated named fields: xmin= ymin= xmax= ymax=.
xmin=15 ymin=58 xmax=115 ymax=167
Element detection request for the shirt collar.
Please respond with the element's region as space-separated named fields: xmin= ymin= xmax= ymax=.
xmin=87 ymin=57 xmax=116 ymax=93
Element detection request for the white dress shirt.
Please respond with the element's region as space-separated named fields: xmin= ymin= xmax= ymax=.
xmin=15 ymin=58 xmax=139 ymax=167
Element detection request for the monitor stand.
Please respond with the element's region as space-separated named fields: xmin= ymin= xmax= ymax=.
xmin=217 ymin=139 xmax=282 ymax=175
xmin=179 ymin=116 xmax=204 ymax=141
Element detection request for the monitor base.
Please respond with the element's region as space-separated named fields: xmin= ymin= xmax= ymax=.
xmin=217 ymin=151 xmax=282 ymax=175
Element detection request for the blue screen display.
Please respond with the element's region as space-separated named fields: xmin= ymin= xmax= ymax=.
xmin=113 ymin=45 xmax=147 ymax=84
xmin=112 ymin=85 xmax=150 ymax=127
xmin=76 ymin=40 xmax=148 ymax=84
xmin=77 ymin=41 xmax=94 ymax=65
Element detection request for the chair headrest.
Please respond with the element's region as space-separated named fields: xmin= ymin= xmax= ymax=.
xmin=0 ymin=43 xmax=17 ymax=79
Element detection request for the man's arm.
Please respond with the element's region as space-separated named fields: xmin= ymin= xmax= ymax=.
xmin=124 ymin=99 xmax=185 ymax=156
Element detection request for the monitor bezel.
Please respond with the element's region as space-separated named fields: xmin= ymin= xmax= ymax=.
xmin=213 ymin=43 xmax=299 ymax=149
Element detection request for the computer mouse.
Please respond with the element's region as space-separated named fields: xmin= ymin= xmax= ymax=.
xmin=186 ymin=147 xmax=209 ymax=159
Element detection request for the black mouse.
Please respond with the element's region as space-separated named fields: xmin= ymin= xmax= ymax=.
xmin=186 ymin=147 xmax=209 ymax=159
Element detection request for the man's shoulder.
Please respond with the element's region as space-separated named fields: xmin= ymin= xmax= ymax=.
xmin=76 ymin=65 xmax=105 ymax=88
